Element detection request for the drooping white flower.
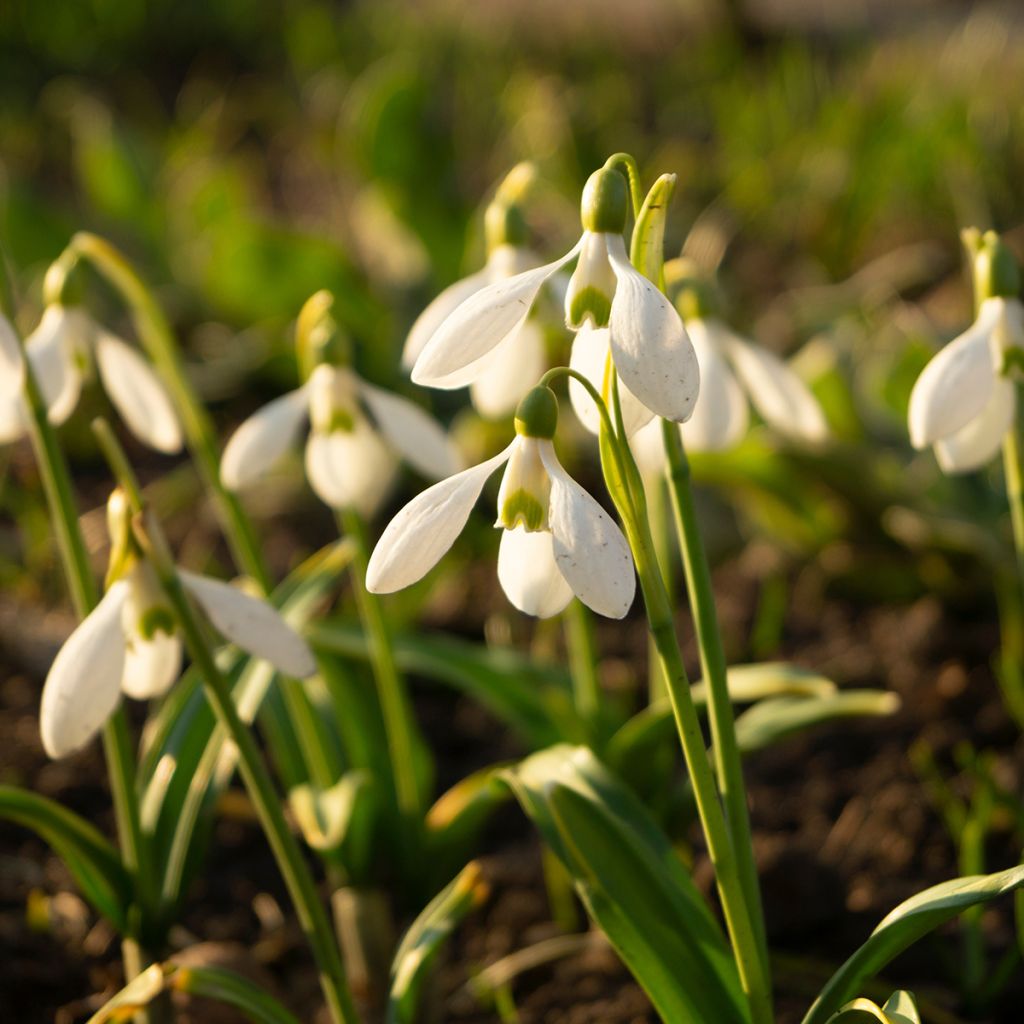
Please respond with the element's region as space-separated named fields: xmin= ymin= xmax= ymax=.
xmin=367 ymin=386 xmax=635 ymax=619
xmin=908 ymin=296 xmax=1024 ymax=474
xmin=0 ymin=305 xmax=183 ymax=452
xmin=412 ymin=167 xmax=700 ymax=426
xmin=40 ymin=492 xmax=316 ymax=759
xmin=221 ymin=362 xmax=460 ymax=516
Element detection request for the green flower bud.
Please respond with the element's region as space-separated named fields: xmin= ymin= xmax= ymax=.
xmin=485 ymin=200 xmax=529 ymax=252
xmin=580 ymin=168 xmax=628 ymax=235
xmin=514 ymin=385 xmax=559 ymax=439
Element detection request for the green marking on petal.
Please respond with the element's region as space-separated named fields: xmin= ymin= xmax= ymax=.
xmin=568 ymin=286 xmax=612 ymax=329
xmin=499 ymin=489 xmax=547 ymax=531
xmin=1000 ymin=346 xmax=1024 ymax=378
xmin=139 ymin=605 xmax=177 ymax=640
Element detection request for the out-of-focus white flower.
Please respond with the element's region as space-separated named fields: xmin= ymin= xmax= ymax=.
xmin=221 ymin=363 xmax=460 ymax=516
xmin=909 ymin=296 xmax=1024 ymax=474
xmin=412 ymin=168 xmax=700 ymax=426
xmin=366 ymin=386 xmax=635 ymax=619
xmin=40 ymin=491 xmax=316 ymax=759
xmin=0 ymin=305 xmax=183 ymax=452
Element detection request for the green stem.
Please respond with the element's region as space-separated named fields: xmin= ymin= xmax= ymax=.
xmin=95 ymin=423 xmax=358 ymax=1024
xmin=563 ymin=599 xmax=602 ymax=726
xmin=1002 ymin=400 xmax=1024 ymax=590
xmin=646 ymin=474 xmax=673 ymax=703
xmin=661 ymin=420 xmax=771 ymax=992
xmin=67 ymin=232 xmax=271 ymax=592
xmin=603 ymin=153 xmax=644 ymax=219
xmin=337 ymin=508 xmax=423 ymax=824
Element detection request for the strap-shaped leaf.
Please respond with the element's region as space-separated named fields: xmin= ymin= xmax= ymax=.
xmin=503 ymin=745 xmax=749 ymax=1024
xmin=804 ymin=866 xmax=1024 ymax=1024
xmin=388 ymin=861 xmax=489 ymax=1024
xmin=0 ymin=785 xmax=132 ymax=929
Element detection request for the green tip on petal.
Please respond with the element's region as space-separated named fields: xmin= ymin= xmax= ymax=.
xmin=973 ymin=231 xmax=1021 ymax=301
xmin=580 ymin=168 xmax=628 ymax=234
xmin=514 ymin=386 xmax=559 ymax=439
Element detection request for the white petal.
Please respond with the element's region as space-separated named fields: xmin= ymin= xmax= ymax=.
xmin=721 ymin=328 xmax=826 ymax=445
xmin=360 ymin=380 xmax=461 ymax=479
xmin=121 ymin=629 xmax=183 ymax=700
xmin=538 ymin=441 xmax=635 ymax=619
xmin=629 ymin=417 xmax=667 ymax=480
xmin=40 ymin=581 xmax=129 ymax=758
xmin=470 ymin=318 xmax=547 ymax=419
xmin=305 ymin=424 xmax=398 ymax=516
xmin=497 ymin=527 xmax=573 ymax=618
xmin=95 ymin=332 xmax=183 ymax=453
xmin=908 ymin=301 xmax=1002 ymax=449
xmin=934 ymin=377 xmax=1015 ymax=474
xmin=606 ymin=235 xmax=700 ymax=424
xmin=26 ymin=306 xmax=86 ymax=427
xmin=568 ymin=322 xmax=654 ymax=437
xmin=412 ymin=241 xmax=582 ymax=390
xmin=680 ymin=320 xmax=749 ymax=451
xmin=180 ymin=569 xmax=317 ymax=678
xmin=366 ymin=441 xmax=516 ymax=593
xmin=401 ymin=268 xmax=491 ymax=369
xmin=0 ymin=314 xmax=24 ymax=398
xmin=221 ymin=386 xmax=310 ymax=489
xmin=0 ymin=395 xmax=29 ymax=444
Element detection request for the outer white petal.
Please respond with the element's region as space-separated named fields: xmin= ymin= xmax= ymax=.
xmin=95 ymin=332 xmax=183 ymax=453
xmin=568 ymin=322 xmax=654 ymax=437
xmin=606 ymin=235 xmax=700 ymax=424
xmin=907 ymin=301 xmax=1002 ymax=449
xmin=497 ymin=527 xmax=573 ymax=618
xmin=470 ymin=318 xmax=547 ymax=419
xmin=680 ymin=319 xmax=749 ymax=451
xmin=26 ymin=306 xmax=86 ymax=427
xmin=366 ymin=441 xmax=516 ymax=593
xmin=179 ymin=569 xmax=317 ymax=678
xmin=360 ymin=380 xmax=461 ymax=479
xmin=934 ymin=377 xmax=1015 ymax=474
xmin=720 ymin=328 xmax=826 ymax=444
xmin=401 ymin=268 xmax=491 ymax=369
xmin=538 ymin=442 xmax=635 ymax=619
xmin=305 ymin=424 xmax=398 ymax=516
xmin=412 ymin=240 xmax=582 ymax=390
xmin=121 ymin=629 xmax=183 ymax=700
xmin=0 ymin=314 xmax=24 ymax=398
xmin=40 ymin=581 xmax=129 ymax=759
xmin=221 ymin=386 xmax=311 ymax=489
xmin=0 ymin=396 xmax=28 ymax=444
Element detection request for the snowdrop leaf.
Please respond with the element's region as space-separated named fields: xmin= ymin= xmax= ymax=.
xmin=305 ymin=423 xmax=398 ymax=515
xmin=220 ymin=386 xmax=310 ymax=489
xmin=361 ymin=380 xmax=461 ymax=479
xmin=540 ymin=443 xmax=635 ymax=619
xmin=180 ymin=569 xmax=317 ymax=679
xmin=934 ymin=375 xmax=1014 ymax=473
xmin=366 ymin=442 xmax=515 ymax=593
xmin=606 ymin=236 xmax=699 ymax=424
xmin=569 ymin=322 xmax=653 ymax=437
xmin=412 ymin=243 xmax=581 ymax=390
xmin=907 ymin=300 xmax=1001 ymax=449
xmin=682 ymin=319 xmax=749 ymax=451
xmin=497 ymin=526 xmax=574 ymax=619
xmin=401 ymin=268 xmax=491 ymax=369
xmin=40 ymin=581 xmax=129 ymax=759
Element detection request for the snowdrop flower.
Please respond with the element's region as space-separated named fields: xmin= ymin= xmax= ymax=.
xmin=0 ymin=304 xmax=183 ymax=452
xmin=40 ymin=490 xmax=316 ymax=759
xmin=0 ymin=313 xmax=24 ymax=398
xmin=221 ymin=295 xmax=460 ymax=516
xmin=367 ymin=386 xmax=635 ymax=619
xmin=412 ymin=166 xmax=700 ymax=426
xmin=403 ymin=201 xmax=547 ymax=419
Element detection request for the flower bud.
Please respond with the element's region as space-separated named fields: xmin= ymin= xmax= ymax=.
xmin=580 ymin=168 xmax=628 ymax=234
xmin=514 ymin=385 xmax=558 ymax=440
xmin=485 ymin=200 xmax=529 ymax=253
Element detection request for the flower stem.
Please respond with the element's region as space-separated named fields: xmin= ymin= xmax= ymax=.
xmin=997 ymin=391 xmax=1024 ymax=728
xmin=603 ymin=153 xmax=644 ymax=219
xmin=94 ymin=421 xmax=359 ymax=1024
xmin=660 ymin=420 xmax=771 ymax=991
xmin=337 ymin=508 xmax=424 ymax=826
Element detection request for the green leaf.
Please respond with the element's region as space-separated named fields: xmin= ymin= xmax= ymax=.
xmin=803 ymin=866 xmax=1024 ymax=1024
xmin=0 ymin=785 xmax=132 ymax=929
xmin=824 ymin=991 xmax=919 ymax=1024
xmin=289 ymin=772 xmax=371 ymax=852
xmin=503 ymin=746 xmax=749 ymax=1024
xmin=388 ymin=861 xmax=489 ymax=1024
xmin=310 ymin=621 xmax=579 ymax=746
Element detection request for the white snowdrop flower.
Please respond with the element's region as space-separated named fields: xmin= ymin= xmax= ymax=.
xmin=366 ymin=386 xmax=636 ymax=619
xmin=909 ymin=295 xmax=1024 ymax=474
xmin=221 ymin=362 xmax=461 ymax=517
xmin=40 ymin=490 xmax=317 ymax=759
xmin=0 ymin=305 xmax=183 ymax=452
xmin=412 ymin=167 xmax=700 ymax=426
